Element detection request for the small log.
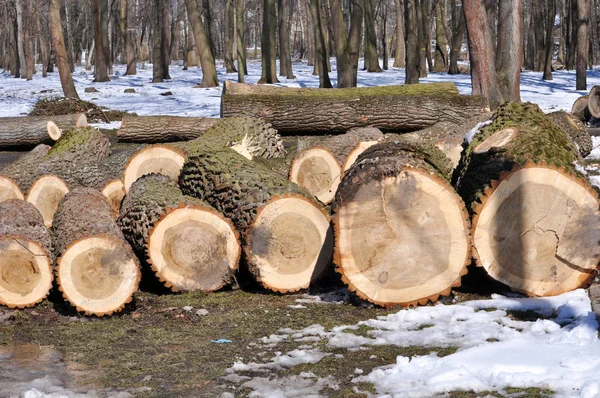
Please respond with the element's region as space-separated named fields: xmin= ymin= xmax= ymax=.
xmin=122 ymin=145 xmax=186 ymax=192
xmin=0 ymin=113 xmax=87 ymax=149
xmin=53 ymin=188 xmax=140 ymax=316
xmin=457 ymin=102 xmax=600 ymax=297
xmin=119 ymin=174 xmax=241 ymax=292
xmin=289 ymin=127 xmax=384 ymax=204
xmin=0 ymin=176 xmax=24 ymax=203
xmin=0 ymin=200 xmax=54 ymax=308
xmin=179 ymin=148 xmax=333 ymax=293
xmin=572 ymin=95 xmax=591 ymax=122
xmin=26 ymin=175 xmax=70 ymax=228
xmin=332 ymin=142 xmax=471 ymax=307
xmin=547 ymin=111 xmax=593 ymax=158
xmin=221 ymin=80 xmax=490 ymax=134
xmin=589 ymin=86 xmax=600 ymax=119
xmin=117 ymin=115 xmax=219 ymax=143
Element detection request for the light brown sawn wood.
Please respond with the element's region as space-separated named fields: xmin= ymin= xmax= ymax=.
xmin=26 ymin=175 xmax=70 ymax=228
xmin=289 ymin=147 xmax=342 ymax=205
xmin=122 ymin=144 xmax=186 ymax=192
xmin=0 ymin=177 xmax=24 ymax=203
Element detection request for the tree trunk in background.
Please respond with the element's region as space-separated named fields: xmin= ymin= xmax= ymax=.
xmin=224 ymin=0 xmax=237 ymax=73
xmin=331 ymin=0 xmax=361 ymax=87
xmin=423 ymin=0 xmax=433 ymax=73
xmin=417 ymin=0 xmax=428 ymax=77
xmin=557 ymin=0 xmax=566 ymax=64
xmin=567 ymin=0 xmax=576 ymax=69
xmin=576 ymin=0 xmax=589 ymax=90
xmin=448 ymin=0 xmax=466 ymax=74
xmin=15 ymin=0 xmax=25 ymax=78
xmin=433 ymin=0 xmax=449 ymax=72
xmin=496 ymin=0 xmax=522 ymax=102
xmin=120 ymin=0 xmax=136 ymax=75
xmin=36 ymin=0 xmax=48 ymax=77
xmin=533 ymin=0 xmax=545 ymax=70
xmin=49 ymin=0 xmax=79 ymax=99
xmin=381 ymin=2 xmax=388 ymax=70
xmin=405 ymin=0 xmax=420 ymax=83
xmin=152 ymin=0 xmax=163 ymax=82
xmin=92 ymin=0 xmax=109 ymax=81
xmin=161 ymin=3 xmax=171 ymax=79
xmin=24 ymin=0 xmax=34 ymax=80
xmin=463 ymin=0 xmax=503 ymax=107
xmin=202 ymin=0 xmax=217 ymax=58
xmin=278 ymin=0 xmax=295 ymax=78
xmin=259 ymin=0 xmax=280 ymax=83
xmin=394 ymin=0 xmax=406 ymax=67
xmin=308 ymin=0 xmax=332 ymax=87
xmin=526 ymin=11 xmax=536 ymax=70
xmin=100 ymin=0 xmax=111 ymax=75
xmin=364 ymin=0 xmax=382 ymax=72
xmin=543 ymin=0 xmax=556 ymax=80
xmin=484 ymin=0 xmax=496 ymax=44
xmin=236 ymin=0 xmax=246 ymax=82
xmin=184 ymin=0 xmax=219 ymax=87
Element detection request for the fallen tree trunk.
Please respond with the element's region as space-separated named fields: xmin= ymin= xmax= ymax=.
xmin=571 ymin=95 xmax=591 ymax=122
xmin=221 ymin=80 xmax=489 ymax=133
xmin=332 ymin=142 xmax=471 ymax=308
xmin=54 ymin=188 xmax=140 ymax=316
xmin=179 ymin=148 xmax=333 ymax=293
xmin=117 ymin=115 xmax=219 ymax=142
xmin=119 ymin=174 xmax=241 ymax=292
xmin=457 ymin=102 xmax=600 ymax=297
xmin=0 ymin=113 xmax=87 ymax=149
xmin=289 ymin=127 xmax=384 ymax=204
xmin=589 ymin=86 xmax=600 ymax=119
xmin=547 ymin=111 xmax=593 ymax=158
xmin=0 ymin=199 xmax=54 ymax=308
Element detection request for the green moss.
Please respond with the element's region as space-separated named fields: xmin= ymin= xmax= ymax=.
xmin=46 ymin=127 xmax=106 ymax=157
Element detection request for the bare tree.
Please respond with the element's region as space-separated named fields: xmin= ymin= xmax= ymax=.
xmin=543 ymin=0 xmax=556 ymax=80
xmin=576 ymin=0 xmax=589 ymax=90
xmin=93 ymin=0 xmax=110 ymax=81
xmin=120 ymin=0 xmax=136 ymax=75
xmin=393 ymin=0 xmax=406 ymax=67
xmin=15 ymin=0 xmax=25 ymax=78
xmin=448 ymin=0 xmax=466 ymax=74
xmin=364 ymin=0 xmax=382 ymax=72
xmin=224 ymin=0 xmax=237 ymax=72
xmin=330 ymin=0 xmax=362 ymax=87
xmin=432 ymin=0 xmax=449 ymax=72
xmin=184 ymin=0 xmax=219 ymax=86
xmin=278 ymin=0 xmax=295 ymax=78
xmin=405 ymin=0 xmax=420 ymax=83
xmin=49 ymin=0 xmax=79 ymax=99
xmin=259 ymin=0 xmax=280 ymax=83
xmin=236 ymin=0 xmax=247 ymax=82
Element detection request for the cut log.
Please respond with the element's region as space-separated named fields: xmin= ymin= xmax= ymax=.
xmin=0 ymin=200 xmax=53 ymax=308
xmin=288 ymin=127 xmax=384 ymax=204
xmin=221 ymin=80 xmax=490 ymax=134
xmin=547 ymin=111 xmax=593 ymax=158
xmin=53 ymin=188 xmax=140 ymax=316
xmin=119 ymin=174 xmax=241 ymax=292
xmin=589 ymin=86 xmax=600 ymax=119
xmin=0 ymin=177 xmax=24 ymax=203
xmin=122 ymin=145 xmax=186 ymax=192
xmin=572 ymin=95 xmax=591 ymax=122
xmin=0 ymin=127 xmax=111 ymax=193
xmin=179 ymin=148 xmax=333 ymax=292
xmin=117 ymin=115 xmax=219 ymax=143
xmin=457 ymin=102 xmax=600 ymax=297
xmin=26 ymin=175 xmax=70 ymax=227
xmin=0 ymin=113 xmax=87 ymax=149
xmin=386 ymin=114 xmax=492 ymax=171
xmin=332 ymin=142 xmax=471 ymax=307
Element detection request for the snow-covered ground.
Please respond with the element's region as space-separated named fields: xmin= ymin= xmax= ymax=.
xmin=224 ymin=290 xmax=600 ymax=398
xmin=0 ymin=59 xmax=598 ymax=118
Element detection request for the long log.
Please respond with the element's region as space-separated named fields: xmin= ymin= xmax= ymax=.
xmin=179 ymin=148 xmax=333 ymax=293
xmin=332 ymin=142 xmax=471 ymax=307
xmin=289 ymin=127 xmax=384 ymax=204
xmin=119 ymin=174 xmax=241 ymax=292
xmin=547 ymin=111 xmax=593 ymax=158
xmin=117 ymin=115 xmax=219 ymax=143
xmin=457 ymin=102 xmax=600 ymax=297
xmin=0 ymin=113 xmax=87 ymax=149
xmin=589 ymin=86 xmax=600 ymax=118
xmin=0 ymin=199 xmax=54 ymax=308
xmin=221 ymin=80 xmax=490 ymax=133
xmin=53 ymin=188 xmax=140 ymax=316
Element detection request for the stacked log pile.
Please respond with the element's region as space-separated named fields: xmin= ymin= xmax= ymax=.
xmin=0 ymin=88 xmax=598 ymax=315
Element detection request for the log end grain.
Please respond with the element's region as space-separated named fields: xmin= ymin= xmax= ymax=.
xmin=0 ymin=177 xmax=24 ymax=203
xmin=26 ymin=175 xmax=70 ymax=228
xmin=289 ymin=147 xmax=342 ymax=205
xmin=123 ymin=145 xmax=186 ymax=192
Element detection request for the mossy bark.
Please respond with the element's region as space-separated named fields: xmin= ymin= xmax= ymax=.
xmin=0 ymin=127 xmax=111 ymax=192
xmin=117 ymin=115 xmax=219 ymax=143
xmin=456 ymin=102 xmax=581 ymax=210
xmin=221 ymin=81 xmax=489 ymax=134
xmin=52 ymin=188 xmax=127 ymax=258
xmin=0 ymin=199 xmax=53 ymax=258
xmin=118 ymin=174 xmax=206 ymax=256
xmin=547 ymin=111 xmax=593 ymax=158
xmin=176 ymin=117 xmax=285 ymax=159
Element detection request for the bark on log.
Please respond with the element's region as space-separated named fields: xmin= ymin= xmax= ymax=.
xmin=179 ymin=148 xmax=333 ymax=292
xmin=119 ymin=174 xmax=241 ymax=292
xmin=547 ymin=111 xmax=593 ymax=158
xmin=589 ymin=86 xmax=600 ymax=118
xmin=572 ymin=95 xmax=591 ymax=122
xmin=221 ymin=80 xmax=490 ymax=133
xmin=0 ymin=199 xmax=54 ymax=308
xmin=53 ymin=188 xmax=140 ymax=316
xmin=289 ymin=127 xmax=384 ymax=204
xmin=457 ymin=102 xmax=600 ymax=297
xmin=332 ymin=141 xmax=471 ymax=307
xmin=117 ymin=115 xmax=219 ymax=143
xmin=0 ymin=113 xmax=87 ymax=149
